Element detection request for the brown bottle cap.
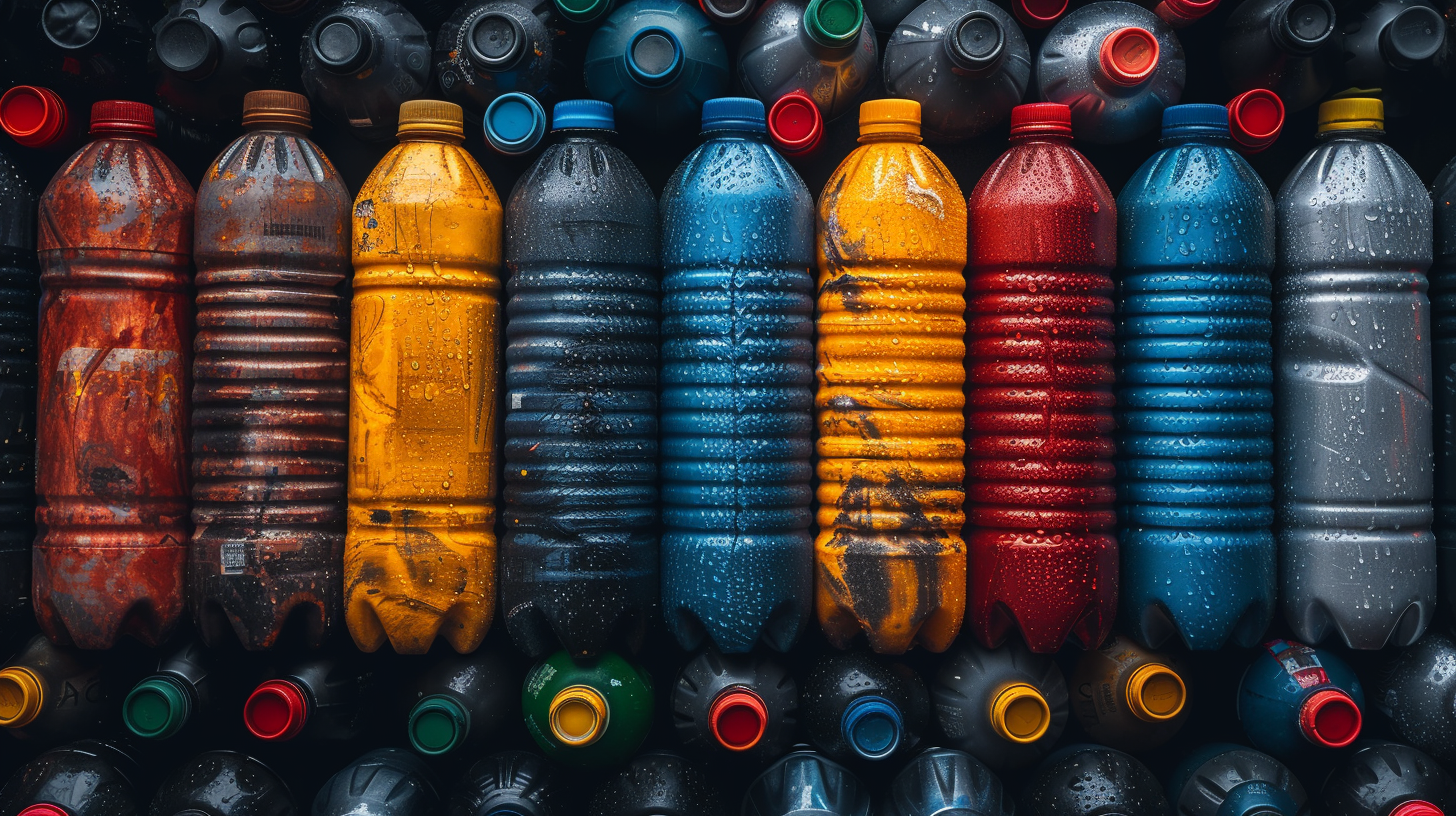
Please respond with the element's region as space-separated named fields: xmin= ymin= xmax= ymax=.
xmin=398 ymin=99 xmax=465 ymax=139
xmin=242 ymin=90 xmax=312 ymax=130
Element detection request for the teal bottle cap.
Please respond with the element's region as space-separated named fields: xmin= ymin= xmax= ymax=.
xmin=554 ymin=0 xmax=614 ymax=24
xmin=409 ymin=694 xmax=471 ymax=755
xmin=123 ymin=675 xmax=192 ymax=740
xmin=804 ymin=0 xmax=863 ymax=48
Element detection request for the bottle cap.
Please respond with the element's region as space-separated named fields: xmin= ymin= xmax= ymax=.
xmin=552 ymin=99 xmax=615 ymax=131
xmin=945 ymin=10 xmax=1005 ymax=73
xmin=1317 ymin=97 xmax=1383 ymax=133
xmin=1099 ymin=26 xmax=1159 ymax=86
xmin=244 ymin=679 xmax=310 ymax=741
xmin=1299 ymin=688 xmax=1362 ymax=747
xmin=1390 ymin=802 xmax=1444 ymax=816
xmin=804 ymin=0 xmax=863 ymax=48
xmin=485 ymin=93 xmax=547 ymax=154
xmin=841 ymin=696 xmax=903 ymax=759
xmin=154 ymin=16 xmax=221 ymax=79
xmin=0 ymin=667 xmax=44 ymax=728
xmin=1011 ymin=0 xmax=1067 ymax=28
xmin=41 ymin=0 xmax=102 ymax=50
xmin=1161 ymin=103 xmax=1229 ymax=139
xmin=409 ymin=694 xmax=471 ymax=755
xmin=397 ymin=99 xmax=465 ymax=140
xmin=1010 ymin=102 xmax=1073 ymax=138
xmin=768 ymin=92 xmax=823 ymax=156
xmin=1380 ymin=5 xmax=1444 ymax=67
xmin=699 ymin=0 xmax=756 ymax=25
xmin=858 ymin=98 xmax=920 ymax=141
xmin=90 ymin=100 xmax=157 ymax=138
xmin=1227 ymin=89 xmax=1283 ymax=152
xmin=311 ymin=14 xmax=373 ymax=73
xmin=1275 ymin=0 xmax=1335 ymax=52
xmin=468 ymin=11 xmax=527 ymax=69
xmin=124 ymin=675 xmax=193 ymax=739
xmin=17 ymin=806 xmax=69 ymax=816
xmin=1154 ymin=0 xmax=1218 ymax=25
xmin=549 ymin=685 xmax=609 ymax=746
xmin=554 ymin=0 xmax=613 ymax=24
xmin=241 ymin=90 xmax=312 ymax=130
xmin=0 ymin=86 xmax=69 ymax=148
xmin=989 ymin=683 xmax=1052 ymax=743
xmin=702 ymin=97 xmax=766 ymax=134
xmin=1125 ymin=663 xmax=1187 ymax=722
xmin=709 ymin=687 xmax=769 ymax=751
xmin=625 ymin=26 xmax=684 ymax=86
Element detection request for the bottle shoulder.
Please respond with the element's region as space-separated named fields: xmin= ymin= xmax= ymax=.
xmin=39 ymin=139 xmax=196 ymax=254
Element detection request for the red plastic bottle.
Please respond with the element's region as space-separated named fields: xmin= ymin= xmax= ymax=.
xmin=964 ymin=103 xmax=1118 ymax=654
xmin=33 ymin=101 xmax=196 ymax=649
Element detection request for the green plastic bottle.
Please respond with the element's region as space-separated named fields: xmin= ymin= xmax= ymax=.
xmin=522 ymin=651 xmax=653 ymax=768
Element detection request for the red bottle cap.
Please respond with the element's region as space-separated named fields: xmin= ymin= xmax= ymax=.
xmin=244 ymin=679 xmax=309 ymax=741
xmin=1099 ymin=27 xmax=1159 ymax=86
xmin=18 ymin=806 xmax=70 ymax=816
xmin=768 ymin=93 xmax=823 ymax=158
xmin=1009 ymin=102 xmax=1073 ymax=138
xmin=1391 ymin=802 xmax=1444 ymax=816
xmin=1227 ymin=89 xmax=1284 ymax=153
xmin=709 ymin=688 xmax=769 ymax=751
xmin=1012 ymin=0 xmax=1068 ymax=28
xmin=1299 ymin=688 xmax=1361 ymax=748
xmin=0 ymin=86 xmax=69 ymax=148
xmin=89 ymin=100 xmax=156 ymax=138
xmin=1155 ymin=0 xmax=1219 ymax=25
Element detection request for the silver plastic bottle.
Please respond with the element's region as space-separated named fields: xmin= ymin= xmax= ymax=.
xmin=1274 ymin=97 xmax=1435 ymax=650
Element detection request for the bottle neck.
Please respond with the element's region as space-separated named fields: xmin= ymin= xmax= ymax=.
xmin=857 ymin=132 xmax=920 ymax=145
xmin=1160 ymin=132 xmax=1235 ymax=147
xmin=397 ymin=131 xmax=464 ymax=145
xmin=1316 ymin=128 xmax=1383 ymax=142
xmin=703 ymin=129 xmax=766 ymax=142
xmin=1009 ymin=133 xmax=1073 ymax=146
xmin=244 ymin=122 xmax=310 ymax=135
xmin=559 ymin=131 xmax=610 ymax=144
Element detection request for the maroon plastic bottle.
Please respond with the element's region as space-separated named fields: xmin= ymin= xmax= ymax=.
xmin=188 ymin=90 xmax=351 ymax=652
xmin=34 ymin=100 xmax=196 ymax=650
xmin=964 ymin=102 xmax=1119 ymax=654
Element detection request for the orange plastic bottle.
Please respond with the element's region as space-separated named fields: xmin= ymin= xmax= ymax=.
xmin=814 ymin=98 xmax=968 ymax=654
xmin=345 ymin=100 xmax=502 ymax=654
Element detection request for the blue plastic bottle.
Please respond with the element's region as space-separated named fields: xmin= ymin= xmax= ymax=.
xmin=1115 ymin=104 xmax=1277 ymax=652
xmin=1237 ymin=639 xmax=1365 ymax=759
xmin=583 ymin=0 xmax=730 ymax=133
xmin=1166 ymin=744 xmax=1309 ymax=816
xmin=885 ymin=749 xmax=1014 ymax=816
xmin=658 ymin=98 xmax=815 ymax=655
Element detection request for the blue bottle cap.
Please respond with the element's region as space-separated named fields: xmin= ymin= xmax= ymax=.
xmin=552 ymin=99 xmax=615 ymax=132
xmin=702 ymin=97 xmax=766 ymax=134
xmin=841 ymin=696 xmax=902 ymax=760
xmin=1161 ymin=103 xmax=1230 ymax=139
xmin=485 ymin=93 xmax=547 ymax=155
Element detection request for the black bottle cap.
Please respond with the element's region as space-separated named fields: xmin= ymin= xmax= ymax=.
xmin=466 ymin=11 xmax=526 ymax=70
xmin=1380 ymin=4 xmax=1444 ymax=67
xmin=311 ymin=13 xmax=372 ymax=73
xmin=1275 ymin=0 xmax=1335 ymax=53
xmin=945 ymin=9 xmax=1005 ymax=73
xmin=41 ymin=0 xmax=101 ymax=50
xmin=155 ymin=16 xmax=221 ymax=79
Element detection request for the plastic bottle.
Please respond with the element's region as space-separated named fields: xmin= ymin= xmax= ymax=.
xmin=347 ymin=99 xmax=501 ymax=656
xmin=742 ymin=748 xmax=871 ymax=816
xmin=403 ymin=647 xmax=517 ymax=757
xmin=801 ymin=650 xmax=929 ymax=762
xmin=584 ymin=0 xmax=729 ymax=133
xmin=122 ymin=640 xmax=220 ymax=741
xmin=700 ymin=0 xmax=758 ymax=24
xmin=553 ymin=0 xmax=614 ymax=24
xmin=190 ymin=90 xmax=351 ymax=653
xmin=1322 ymin=742 xmax=1456 ymax=816
xmin=1219 ymin=0 xmax=1338 ymax=113
xmin=521 ymin=650 xmax=654 ymax=769
xmin=1274 ymin=97 xmax=1435 ymax=650
xmin=313 ymin=749 xmax=438 ymax=816
xmin=1021 ymin=746 xmax=1169 ymax=816
xmin=446 ymin=751 xmax=561 ymax=816
xmin=659 ymin=97 xmax=815 ymax=656
xmin=0 ymin=0 xmax=151 ymax=95
xmin=1337 ymin=0 xmax=1445 ymax=117
xmin=929 ymin=639 xmax=1068 ymax=773
xmin=1168 ymin=744 xmax=1308 ymax=816
xmin=813 ymin=99 xmax=967 ymax=655
xmin=1116 ymin=103 xmax=1278 ymax=653
xmin=152 ymin=751 xmax=297 ymax=816
xmin=0 ymin=740 xmax=143 ymax=816
xmin=153 ymin=0 xmax=276 ymax=123
xmin=0 ymin=634 xmax=108 ymax=744
xmin=1237 ymin=639 xmax=1364 ymax=758
xmin=483 ymin=93 xmax=549 ymax=156
xmin=885 ymin=749 xmax=1014 ymax=816
xmin=1070 ymin=634 xmax=1189 ymax=752
xmin=500 ymin=99 xmax=659 ymax=660
xmin=1035 ymin=2 xmax=1186 ymax=144
xmin=964 ymin=102 xmax=1117 ymax=654
xmin=589 ymin=752 xmax=726 ymax=816
xmin=242 ymin=653 xmax=378 ymax=742
xmin=766 ymin=92 xmax=824 ymax=160
xmin=671 ymin=648 xmax=799 ymax=760
xmin=881 ymin=0 xmax=1030 ymax=143
xmin=1138 ymin=0 xmax=1220 ymax=26
xmin=34 ymin=99 xmax=195 ymax=650
xmin=1228 ymin=88 xmax=1285 ymax=154
xmin=0 ymin=86 xmax=78 ymax=150
xmin=736 ymin=0 xmax=878 ymax=123
xmin=300 ymin=0 xmax=431 ymax=143
xmin=1434 ymin=158 xmax=1456 ymax=623
xmin=1378 ymin=631 xmax=1456 ymax=766
xmin=434 ymin=0 xmax=557 ymax=112
xmin=0 ymin=147 xmax=34 ymax=632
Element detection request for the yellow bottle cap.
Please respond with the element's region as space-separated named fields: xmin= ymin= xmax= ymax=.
xmin=990 ymin=683 xmax=1051 ymax=743
xmin=1126 ymin=663 xmax=1187 ymax=722
xmin=1317 ymin=97 xmax=1383 ymax=134
xmin=0 ymin=667 xmax=44 ymax=728
xmin=858 ymin=98 xmax=921 ymax=142
xmin=549 ymin=685 xmax=609 ymax=747
xmin=397 ymin=99 xmax=466 ymax=140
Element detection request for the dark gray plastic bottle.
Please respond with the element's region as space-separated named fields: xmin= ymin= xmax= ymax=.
xmin=930 ymin=640 xmax=1069 ymax=774
xmin=1338 ymin=0 xmax=1445 ymax=118
xmin=0 ymin=150 xmax=34 ymax=634
xmin=736 ymin=0 xmax=879 ymax=123
xmin=1274 ymin=97 xmax=1435 ymax=650
xmin=1167 ymin=744 xmax=1309 ymax=816
xmin=884 ymin=749 xmax=1014 ymax=816
xmin=1220 ymin=0 xmax=1339 ymax=113
xmin=882 ymin=0 xmax=1030 ymax=142
xmin=1377 ymin=631 xmax=1456 ymax=766
xmin=433 ymin=0 xmax=558 ymax=112
xmin=1430 ymin=154 xmax=1456 ymax=621
xmin=299 ymin=0 xmax=432 ymax=142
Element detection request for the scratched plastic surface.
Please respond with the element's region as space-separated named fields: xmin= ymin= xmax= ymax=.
xmin=0 ymin=150 xmax=34 ymax=632
xmin=814 ymin=107 xmax=968 ymax=655
xmin=346 ymin=104 xmax=502 ymax=655
xmin=964 ymin=108 xmax=1119 ymax=654
xmin=1274 ymin=121 xmax=1435 ymax=649
xmin=190 ymin=99 xmax=352 ymax=651
xmin=34 ymin=112 xmax=196 ymax=650
xmin=659 ymin=108 xmax=816 ymax=655
xmin=737 ymin=0 xmax=880 ymax=122
xmin=1431 ymin=159 xmax=1456 ymax=623
xmin=1115 ymin=105 xmax=1278 ymax=651
xmin=500 ymin=121 xmax=661 ymax=659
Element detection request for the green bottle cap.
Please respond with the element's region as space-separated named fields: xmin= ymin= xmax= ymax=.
xmin=554 ymin=0 xmax=613 ymax=24
xmin=409 ymin=694 xmax=471 ymax=755
xmin=804 ymin=0 xmax=863 ymax=48
xmin=123 ymin=675 xmax=192 ymax=740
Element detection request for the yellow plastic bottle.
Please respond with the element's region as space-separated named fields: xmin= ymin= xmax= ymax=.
xmin=815 ymin=99 xmax=968 ymax=654
xmin=346 ymin=100 xmax=502 ymax=654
